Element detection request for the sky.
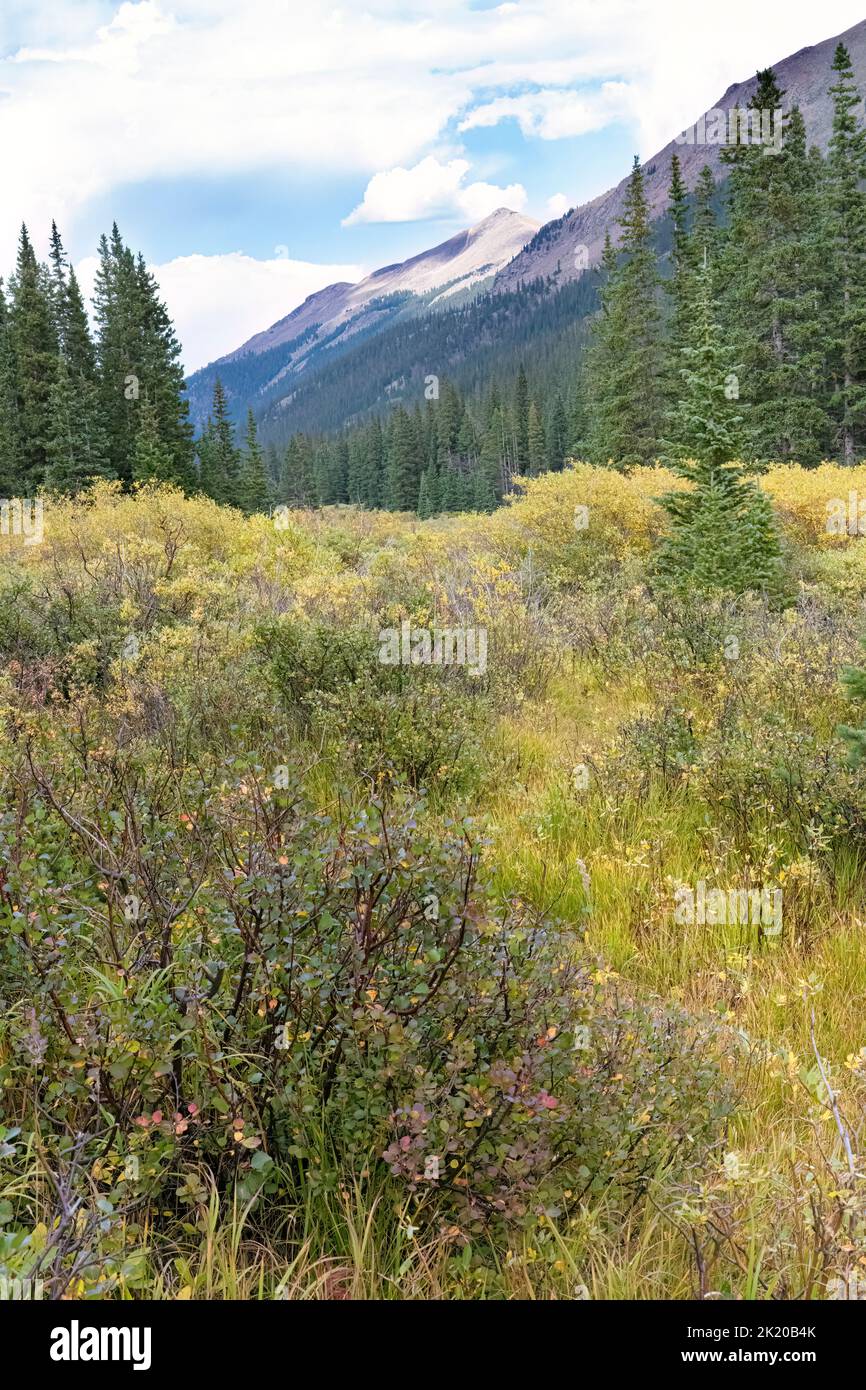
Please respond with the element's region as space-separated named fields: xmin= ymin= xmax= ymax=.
xmin=1 ymin=0 xmax=864 ymax=372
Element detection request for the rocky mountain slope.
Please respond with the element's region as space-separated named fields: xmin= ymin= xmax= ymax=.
xmin=495 ymin=16 xmax=866 ymax=293
xmin=187 ymin=16 xmax=866 ymax=434
xmin=187 ymin=209 xmax=538 ymax=423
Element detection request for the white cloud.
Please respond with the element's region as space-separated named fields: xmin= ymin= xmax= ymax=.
xmin=3 ymin=0 xmax=863 ymax=271
xmin=75 ymin=249 xmax=365 ymax=374
xmin=459 ymin=82 xmax=636 ymax=141
xmin=343 ymin=156 xmax=526 ymax=226
xmin=546 ymin=193 xmax=570 ymax=218
xmin=3 ymin=0 xmax=865 ymax=363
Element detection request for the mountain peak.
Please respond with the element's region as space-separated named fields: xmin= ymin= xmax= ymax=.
xmin=188 ymin=204 xmax=539 ymax=413
xmin=496 ymin=15 xmax=866 ymax=294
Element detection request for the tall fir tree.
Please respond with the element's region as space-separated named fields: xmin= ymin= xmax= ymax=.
xmin=0 ymin=283 xmax=20 ymax=494
xmin=718 ymin=73 xmax=828 ymax=463
xmin=822 ymin=42 xmax=866 ymax=464
xmin=512 ymin=364 xmax=530 ymax=472
xmin=589 ymin=159 xmax=666 ymax=467
xmin=7 ymin=224 xmax=58 ymax=491
xmin=239 ymin=409 xmax=271 ymax=514
xmin=666 ymin=152 xmax=693 ymax=373
xmin=527 ymin=400 xmax=546 ymax=475
xmin=198 ymin=379 xmax=241 ymax=504
xmin=94 ymin=225 xmax=195 ymax=489
xmin=658 ymin=253 xmax=783 ymax=596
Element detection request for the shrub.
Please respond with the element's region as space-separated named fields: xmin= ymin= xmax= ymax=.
xmin=0 ymin=759 xmax=735 ymax=1291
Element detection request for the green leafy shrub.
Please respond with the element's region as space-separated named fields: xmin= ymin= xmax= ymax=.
xmin=258 ymin=617 xmax=484 ymax=791
xmin=0 ymin=752 xmax=734 ymax=1285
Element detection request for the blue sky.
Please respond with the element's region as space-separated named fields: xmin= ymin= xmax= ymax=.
xmin=1 ymin=0 xmax=864 ymax=371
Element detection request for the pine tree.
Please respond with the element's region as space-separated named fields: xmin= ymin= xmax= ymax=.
xmin=589 ymin=160 xmax=666 ymax=467
xmin=717 ymin=72 xmax=829 ymax=463
xmin=471 ymin=462 xmax=497 ymax=512
xmin=657 ymin=255 xmax=783 ymax=597
xmin=8 ymin=224 xmax=58 ymax=491
xmin=664 ymin=249 xmax=747 ymax=468
xmin=131 ymin=395 xmax=176 ymax=484
xmin=666 ymin=153 xmax=694 ymax=382
xmin=693 ymin=165 xmax=719 ymax=263
xmin=44 ymin=227 xmax=109 ymax=491
xmin=45 ymin=357 xmax=111 ymax=491
xmin=0 ymin=284 xmax=20 ymax=494
xmin=133 ymin=250 xmax=196 ymax=488
xmin=93 ymin=228 xmax=141 ymax=482
xmin=480 ymin=404 xmax=506 ymax=499
xmin=527 ymin=400 xmax=546 ymax=475
xmin=198 ymin=379 xmax=241 ymax=504
xmin=94 ymin=225 xmax=195 ymax=488
xmin=546 ymin=393 xmax=568 ymax=471
xmin=823 ymin=42 xmax=866 ymax=464
xmin=386 ymin=408 xmax=423 ymax=510
xmin=417 ymin=469 xmax=433 ymax=518
xmin=513 ymin=365 xmax=530 ymax=472
xmin=240 ymin=409 xmax=271 ymax=513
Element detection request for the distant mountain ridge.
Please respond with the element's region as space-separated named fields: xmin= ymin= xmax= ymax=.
xmin=187 ymin=15 xmax=866 ymax=436
xmin=186 ymin=209 xmax=539 ymax=424
xmin=494 ymin=15 xmax=866 ymax=293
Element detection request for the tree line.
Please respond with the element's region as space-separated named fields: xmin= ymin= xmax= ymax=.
xmin=590 ymin=43 xmax=866 ymax=471
xmin=1 ymin=43 xmax=862 ymax=516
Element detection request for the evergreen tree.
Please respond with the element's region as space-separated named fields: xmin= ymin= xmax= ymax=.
xmin=823 ymin=42 xmax=866 ymax=464
xmin=386 ymin=407 xmax=423 ymax=510
xmin=0 ymin=284 xmax=20 ymax=494
xmin=513 ymin=365 xmax=530 ymax=472
xmin=693 ymin=165 xmax=719 ymax=263
xmin=417 ymin=469 xmax=433 ymax=519
xmin=589 ymin=160 xmax=666 ymax=467
xmin=666 ymin=153 xmax=694 ymax=382
xmin=527 ymin=400 xmax=546 ymax=475
xmin=240 ymin=409 xmax=271 ymax=513
xmin=130 ymin=395 xmax=175 ymax=485
xmin=471 ymin=462 xmax=497 ymax=512
xmin=664 ymin=249 xmax=747 ymax=467
xmin=718 ymin=72 xmax=829 ymax=463
xmin=94 ymin=225 xmax=195 ymax=488
xmin=546 ymin=392 xmax=568 ymax=471
xmin=657 ymin=255 xmax=783 ymax=597
xmin=45 ymin=357 xmax=111 ymax=490
xmin=198 ymin=379 xmax=241 ymax=504
xmin=8 ymin=224 xmax=58 ymax=490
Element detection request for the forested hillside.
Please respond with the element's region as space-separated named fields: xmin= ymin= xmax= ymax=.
xmin=2 ymin=49 xmax=863 ymax=516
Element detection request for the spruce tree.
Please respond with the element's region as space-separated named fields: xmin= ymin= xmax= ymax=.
xmin=131 ymin=395 xmax=176 ymax=484
xmin=657 ymin=254 xmax=783 ymax=597
xmin=8 ymin=224 xmax=58 ymax=491
xmin=823 ymin=42 xmax=866 ymax=464
xmin=471 ymin=462 xmax=497 ymax=512
xmin=386 ymin=408 xmax=423 ymax=510
xmin=527 ymin=400 xmax=546 ymax=475
xmin=417 ymin=470 xmax=433 ymax=518
xmin=0 ymin=284 xmax=20 ymax=494
xmin=664 ymin=249 xmax=747 ymax=468
xmin=198 ymin=379 xmax=241 ymax=505
xmin=45 ymin=357 xmax=111 ymax=491
xmin=589 ymin=159 xmax=666 ymax=467
xmin=693 ymin=165 xmax=719 ymax=263
xmin=512 ymin=365 xmax=530 ymax=472
xmin=240 ymin=409 xmax=271 ymax=513
xmin=666 ymin=152 xmax=693 ymax=372
xmin=546 ymin=393 xmax=568 ymax=471
xmin=718 ymin=72 xmax=829 ymax=463
xmin=94 ymin=225 xmax=194 ymax=489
